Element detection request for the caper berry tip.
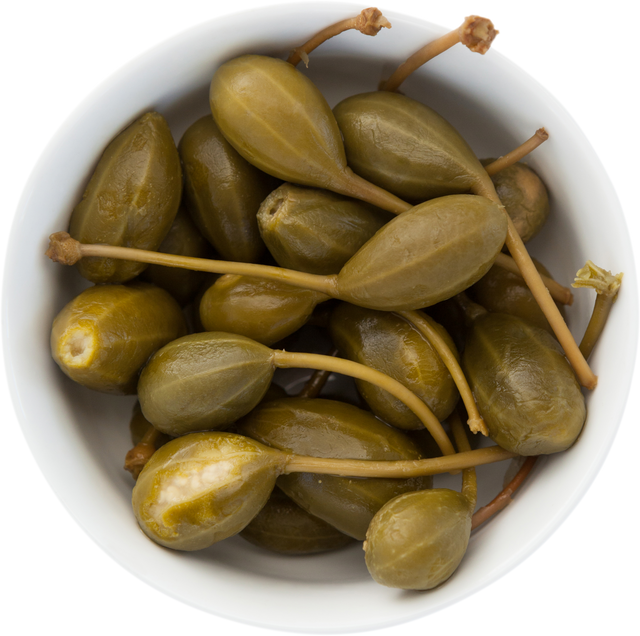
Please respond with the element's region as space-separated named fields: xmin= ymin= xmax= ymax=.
xmin=572 ymin=260 xmax=623 ymax=297
xmin=468 ymin=415 xmax=489 ymax=436
xmin=355 ymin=8 xmax=391 ymax=36
xmin=46 ymin=232 xmax=82 ymax=265
xmin=459 ymin=16 xmax=498 ymax=54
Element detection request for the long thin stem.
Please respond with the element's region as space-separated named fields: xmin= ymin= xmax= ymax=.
xmin=471 ymin=456 xmax=537 ymax=529
xmin=494 ymin=253 xmax=573 ymax=305
xmin=273 ymin=350 xmax=456 ymax=456
xmin=124 ymin=425 xmax=161 ymax=480
xmin=51 ymin=231 xmax=570 ymax=345
xmin=297 ymin=349 xmax=339 ymax=398
xmin=472 ymin=181 xmax=597 ymax=389
xmin=284 ymin=445 xmax=515 ymax=478
xmin=449 ymin=409 xmax=477 ymax=510
xmin=380 ymin=16 xmax=498 ymax=93
xmin=484 ymin=129 xmax=549 ymax=176
xmin=46 ymin=232 xmax=337 ymax=297
xmin=398 ymin=310 xmax=487 ymax=436
xmin=335 ymin=169 xmax=412 ymax=215
xmin=287 ymin=8 xmax=391 ymax=67
xmin=572 ymin=261 xmax=623 ymax=360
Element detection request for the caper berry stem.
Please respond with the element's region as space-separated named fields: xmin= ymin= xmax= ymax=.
xmin=124 ymin=425 xmax=161 ymax=480
xmin=297 ymin=349 xmax=339 ymax=399
xmin=572 ymin=261 xmax=623 ymax=360
xmin=472 ymin=182 xmax=598 ymax=389
xmin=46 ymin=232 xmax=338 ymax=297
xmin=380 ymin=16 xmax=498 ymax=93
xmin=471 ymin=456 xmax=537 ymax=529
xmin=335 ymin=169 xmax=411 ymax=215
xmin=398 ymin=309 xmax=488 ymax=436
xmin=494 ymin=253 xmax=573 ymax=305
xmin=272 ymin=350 xmax=456 ymax=456
xmin=449 ymin=409 xmax=477 ymax=510
xmin=284 ymin=445 xmax=516 ymax=478
xmin=287 ymin=8 xmax=391 ymax=67
xmin=484 ymin=129 xmax=549 ymax=177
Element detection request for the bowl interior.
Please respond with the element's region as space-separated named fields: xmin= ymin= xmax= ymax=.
xmin=3 ymin=3 xmax=637 ymax=632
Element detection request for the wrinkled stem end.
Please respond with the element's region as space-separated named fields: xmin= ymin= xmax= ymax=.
xmin=572 ymin=261 xmax=623 ymax=297
xmin=467 ymin=415 xmax=488 ymax=436
xmin=459 ymin=16 xmax=499 ymax=54
xmin=46 ymin=232 xmax=83 ymax=265
xmin=536 ymin=127 xmax=550 ymax=142
xmin=573 ymin=261 xmax=623 ymax=360
xmin=355 ymin=7 xmax=392 ymax=35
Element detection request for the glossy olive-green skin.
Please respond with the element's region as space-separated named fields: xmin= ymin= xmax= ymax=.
xmin=51 ymin=282 xmax=187 ymax=395
xmin=210 ymin=55 xmax=350 ymax=191
xmin=137 ymin=332 xmax=274 ymax=436
xmin=330 ymin=303 xmax=458 ymax=429
xmin=69 ymin=112 xmax=182 ymax=283
xmin=199 ymin=275 xmax=328 ymax=346
xmin=469 ymin=258 xmax=565 ymax=334
xmin=237 ymin=398 xmax=432 ymax=540
xmin=179 ymin=115 xmax=278 ymax=262
xmin=481 ymin=159 xmax=549 ymax=243
xmin=240 ymin=487 xmax=354 ymax=554
xmin=336 ymin=195 xmax=507 ymax=311
xmin=462 ymin=313 xmax=586 ymax=455
xmin=364 ymin=489 xmax=472 ymax=590
xmin=133 ymin=432 xmax=286 ymax=551
xmin=140 ymin=207 xmax=211 ymax=306
xmin=258 ymin=183 xmax=392 ymax=275
xmin=334 ymin=92 xmax=487 ymax=202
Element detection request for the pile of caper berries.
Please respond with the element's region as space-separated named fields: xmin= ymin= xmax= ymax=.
xmin=48 ymin=10 xmax=620 ymax=592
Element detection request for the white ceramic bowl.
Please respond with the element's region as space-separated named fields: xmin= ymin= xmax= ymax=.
xmin=3 ymin=3 xmax=637 ymax=632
